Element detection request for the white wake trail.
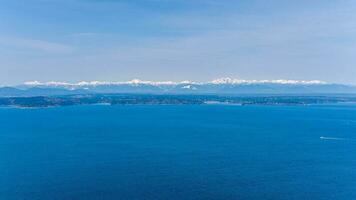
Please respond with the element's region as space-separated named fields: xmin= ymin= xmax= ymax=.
xmin=320 ymin=136 xmax=355 ymax=141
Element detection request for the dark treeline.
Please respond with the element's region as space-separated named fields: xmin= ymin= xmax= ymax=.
xmin=1 ymin=94 xmax=356 ymax=108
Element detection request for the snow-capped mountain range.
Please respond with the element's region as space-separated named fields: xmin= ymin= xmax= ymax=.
xmin=23 ymin=78 xmax=326 ymax=87
xmin=1 ymin=78 xmax=355 ymax=97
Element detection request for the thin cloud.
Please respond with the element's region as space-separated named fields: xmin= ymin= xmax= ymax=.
xmin=70 ymin=32 xmax=98 ymax=37
xmin=0 ymin=37 xmax=74 ymax=53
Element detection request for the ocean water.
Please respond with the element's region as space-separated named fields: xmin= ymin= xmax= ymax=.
xmin=1 ymin=104 xmax=356 ymax=200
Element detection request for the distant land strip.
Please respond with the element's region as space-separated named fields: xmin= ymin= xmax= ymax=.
xmin=1 ymin=94 xmax=356 ymax=108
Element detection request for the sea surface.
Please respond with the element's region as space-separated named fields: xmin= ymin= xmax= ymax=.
xmin=1 ymin=104 xmax=356 ymax=200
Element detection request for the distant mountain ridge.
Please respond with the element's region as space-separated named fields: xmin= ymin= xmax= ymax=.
xmin=1 ymin=78 xmax=356 ymax=97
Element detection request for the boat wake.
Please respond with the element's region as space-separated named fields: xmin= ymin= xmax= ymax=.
xmin=320 ymin=136 xmax=355 ymax=141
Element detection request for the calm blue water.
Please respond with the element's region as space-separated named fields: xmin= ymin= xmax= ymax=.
xmin=1 ymin=104 xmax=356 ymax=200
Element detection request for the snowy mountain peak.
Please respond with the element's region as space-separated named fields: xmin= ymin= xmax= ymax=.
xmin=210 ymin=77 xmax=326 ymax=85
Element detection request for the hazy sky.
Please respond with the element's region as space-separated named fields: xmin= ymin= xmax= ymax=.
xmin=1 ymin=0 xmax=356 ymax=85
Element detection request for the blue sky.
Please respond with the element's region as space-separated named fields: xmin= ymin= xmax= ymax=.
xmin=1 ymin=0 xmax=356 ymax=84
